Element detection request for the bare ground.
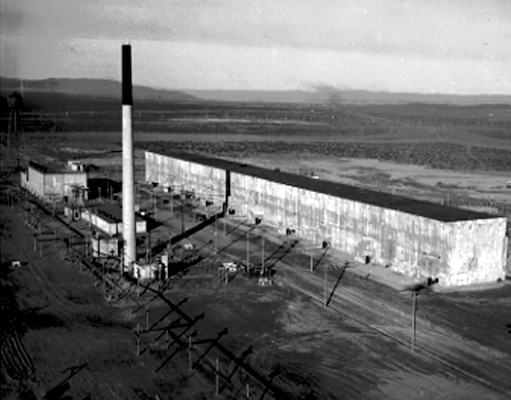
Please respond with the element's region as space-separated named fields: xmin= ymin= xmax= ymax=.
xmin=2 ymin=183 xmax=510 ymax=399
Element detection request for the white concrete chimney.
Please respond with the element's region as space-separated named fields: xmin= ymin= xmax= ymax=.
xmin=122 ymin=44 xmax=136 ymax=270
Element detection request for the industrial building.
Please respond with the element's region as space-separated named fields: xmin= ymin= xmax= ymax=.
xmin=82 ymin=203 xmax=147 ymax=236
xmin=20 ymin=160 xmax=88 ymax=202
xmin=145 ymin=150 xmax=508 ymax=287
xmin=77 ymin=203 xmax=147 ymax=260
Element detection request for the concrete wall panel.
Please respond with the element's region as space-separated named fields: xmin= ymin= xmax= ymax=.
xmin=21 ymin=167 xmax=45 ymax=197
xmin=446 ymin=218 xmax=507 ymax=285
xmin=146 ymin=152 xmax=226 ymax=206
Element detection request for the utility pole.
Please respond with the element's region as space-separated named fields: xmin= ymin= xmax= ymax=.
xmin=120 ymin=239 xmax=124 ymax=276
xmin=97 ymin=234 xmax=100 ymax=260
xmin=411 ymin=290 xmax=417 ymax=353
xmin=146 ymin=231 xmax=151 ymax=262
xmin=188 ymin=335 xmax=193 ymax=371
xmin=181 ymin=190 xmax=185 ymax=234
xmin=246 ymin=229 xmax=250 ymax=270
xmin=136 ymin=323 xmax=140 ymax=356
xmin=261 ymin=235 xmax=265 ymax=274
xmin=323 ymin=264 xmax=327 ymax=307
xmin=214 ymin=214 xmax=218 ymax=254
xmin=101 ymin=258 xmax=106 ymax=291
xmin=7 ymin=92 xmax=23 ymax=170
xmin=215 ymin=358 xmax=220 ymax=397
xmin=145 ymin=304 xmax=150 ymax=330
xmin=310 ymin=247 xmax=313 ymax=272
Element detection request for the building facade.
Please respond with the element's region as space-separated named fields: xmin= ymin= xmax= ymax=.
xmin=91 ymin=234 xmax=121 ymax=258
xmin=145 ymin=150 xmax=508 ymax=287
xmin=20 ymin=161 xmax=87 ymax=202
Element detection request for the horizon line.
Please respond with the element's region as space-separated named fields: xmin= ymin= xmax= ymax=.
xmin=1 ymin=75 xmax=511 ymax=99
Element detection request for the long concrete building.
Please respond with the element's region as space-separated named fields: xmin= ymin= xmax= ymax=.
xmin=145 ymin=150 xmax=508 ymax=287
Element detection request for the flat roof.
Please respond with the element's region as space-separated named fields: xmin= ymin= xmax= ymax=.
xmin=89 ymin=203 xmax=144 ymax=224
xmin=29 ymin=160 xmax=85 ymax=175
xmin=147 ymin=150 xmax=500 ymax=222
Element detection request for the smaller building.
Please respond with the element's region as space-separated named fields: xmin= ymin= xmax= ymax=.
xmin=20 ymin=160 xmax=88 ymax=202
xmin=91 ymin=233 xmax=121 ymax=258
xmin=133 ymin=261 xmax=160 ymax=281
xmin=67 ymin=160 xmax=86 ymax=172
xmin=81 ymin=203 xmax=147 ymax=236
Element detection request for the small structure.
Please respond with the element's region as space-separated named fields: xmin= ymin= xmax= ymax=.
xmin=155 ymin=253 xmax=171 ymax=280
xmin=70 ymin=184 xmax=89 ymax=204
xmin=67 ymin=160 xmax=86 ymax=172
xmin=81 ymin=203 xmax=147 ymax=236
xmin=20 ymin=160 xmax=88 ymax=202
xmin=133 ymin=261 xmax=159 ymax=281
xmin=258 ymin=276 xmax=273 ymax=286
xmin=64 ymin=205 xmax=83 ymax=221
xmin=222 ymin=261 xmax=239 ymax=272
xmin=91 ymin=233 xmax=121 ymax=258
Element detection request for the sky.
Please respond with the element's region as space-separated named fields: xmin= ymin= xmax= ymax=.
xmin=1 ymin=0 xmax=510 ymax=95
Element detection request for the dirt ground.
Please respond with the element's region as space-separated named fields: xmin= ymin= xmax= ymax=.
xmin=0 ymin=202 xmax=216 ymax=399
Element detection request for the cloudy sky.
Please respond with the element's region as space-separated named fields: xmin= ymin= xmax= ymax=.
xmin=1 ymin=0 xmax=510 ymax=94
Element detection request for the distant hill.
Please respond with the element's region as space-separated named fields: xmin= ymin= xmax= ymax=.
xmin=0 ymin=77 xmax=198 ymax=102
xmin=185 ymin=89 xmax=511 ymax=105
xmin=2 ymin=76 xmax=510 ymax=105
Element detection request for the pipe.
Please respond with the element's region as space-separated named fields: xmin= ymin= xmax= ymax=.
xmin=122 ymin=44 xmax=136 ymax=270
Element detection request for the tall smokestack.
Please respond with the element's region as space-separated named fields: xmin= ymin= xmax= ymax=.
xmin=122 ymin=44 xmax=136 ymax=270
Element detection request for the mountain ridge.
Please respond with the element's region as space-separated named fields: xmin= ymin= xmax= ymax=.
xmin=185 ymin=89 xmax=511 ymax=105
xmin=2 ymin=76 xmax=510 ymax=105
xmin=0 ymin=77 xmax=198 ymax=102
